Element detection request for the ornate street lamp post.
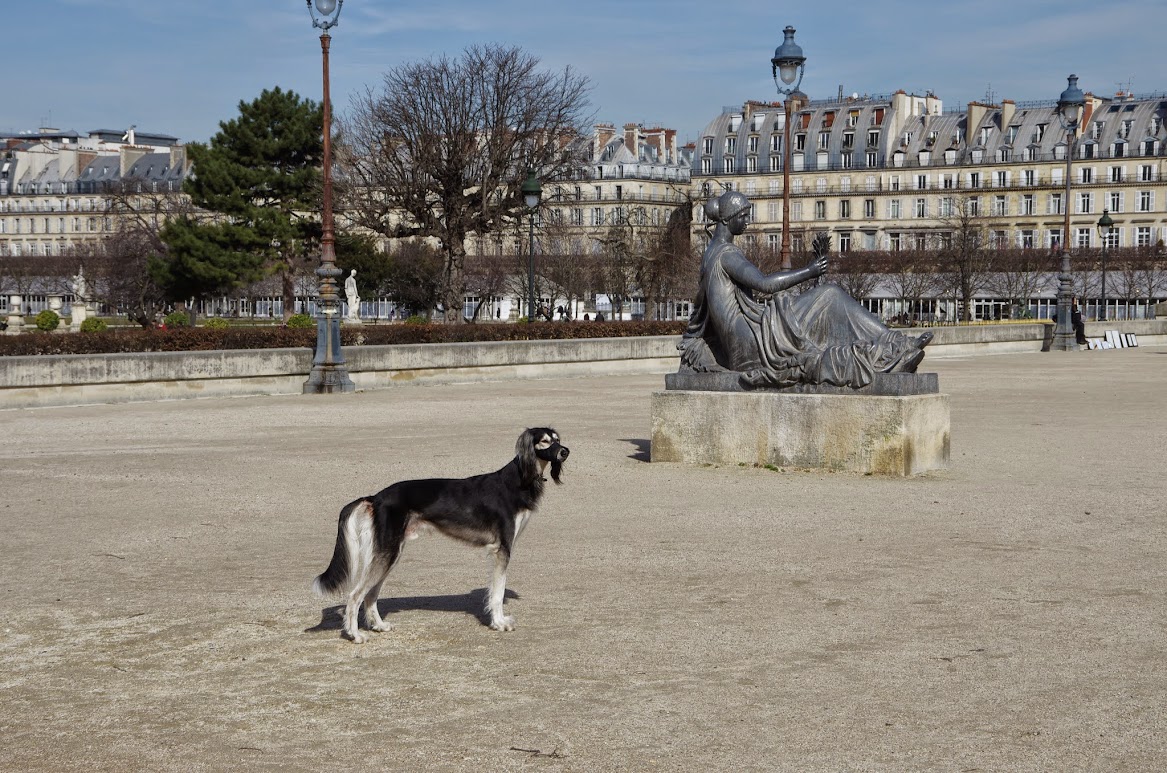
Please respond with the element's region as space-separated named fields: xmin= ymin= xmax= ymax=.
xmin=522 ymin=170 xmax=542 ymax=322
xmin=772 ymin=25 xmax=807 ymax=270
xmin=303 ymin=0 xmax=354 ymax=393
xmin=1051 ymin=74 xmax=1086 ymax=351
xmin=1096 ymin=209 xmax=1114 ymax=321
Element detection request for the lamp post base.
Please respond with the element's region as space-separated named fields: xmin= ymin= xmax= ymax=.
xmin=303 ymin=366 xmax=356 ymax=393
xmin=1048 ymin=251 xmax=1080 ymax=352
xmin=303 ymin=314 xmax=355 ymax=393
xmin=1049 ymin=331 xmax=1080 ymax=352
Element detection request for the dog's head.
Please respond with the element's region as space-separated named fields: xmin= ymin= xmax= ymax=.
xmin=517 ymin=427 xmax=569 ymax=485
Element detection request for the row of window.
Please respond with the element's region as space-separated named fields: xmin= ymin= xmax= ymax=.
xmin=788 ymin=189 xmax=1159 ymax=222
xmin=733 ymin=225 xmax=1164 ymax=255
xmin=548 ymin=184 xmax=688 ymax=204
xmin=698 ymin=165 xmax=1162 ymax=199
xmin=705 ymin=117 xmax=1163 ymax=163
xmin=0 ymin=216 xmax=110 ymax=235
xmin=8 ymin=180 xmax=180 ymax=196
xmin=701 ymin=141 xmax=1167 ymax=176
xmin=0 ymin=239 xmax=95 ymax=256
xmin=0 ymin=197 xmax=106 ymax=213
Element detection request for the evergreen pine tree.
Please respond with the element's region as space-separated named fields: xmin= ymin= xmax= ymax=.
xmin=157 ymin=87 xmax=323 ymax=320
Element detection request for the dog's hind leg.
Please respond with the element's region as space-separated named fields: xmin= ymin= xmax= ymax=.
xmin=340 ymin=501 xmax=379 ymax=643
xmin=362 ymin=567 xmax=392 ymax=633
xmin=485 ymin=545 xmax=514 ymax=631
xmin=358 ymin=509 xmax=406 ymax=636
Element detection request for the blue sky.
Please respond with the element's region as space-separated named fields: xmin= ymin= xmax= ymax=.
xmin=5 ymin=0 xmax=1166 ymax=146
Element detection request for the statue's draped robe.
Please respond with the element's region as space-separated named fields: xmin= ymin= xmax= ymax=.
xmin=679 ymin=238 xmax=919 ymax=389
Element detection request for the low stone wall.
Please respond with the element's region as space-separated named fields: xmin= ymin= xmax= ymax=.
xmin=2 ymin=320 xmax=1164 ymax=410
xmin=0 ymin=336 xmax=680 ymax=409
xmin=919 ymin=319 xmax=1167 ymax=357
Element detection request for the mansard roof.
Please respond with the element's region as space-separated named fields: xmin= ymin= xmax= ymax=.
xmin=694 ymin=90 xmax=1167 ymax=175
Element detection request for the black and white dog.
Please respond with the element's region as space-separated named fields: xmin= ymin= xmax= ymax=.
xmin=312 ymin=428 xmax=569 ymax=642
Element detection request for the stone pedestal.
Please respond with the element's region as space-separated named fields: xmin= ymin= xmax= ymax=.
xmin=6 ymin=295 xmax=24 ymax=334
xmin=70 ymin=302 xmax=88 ymax=331
xmin=651 ymin=375 xmax=950 ymax=476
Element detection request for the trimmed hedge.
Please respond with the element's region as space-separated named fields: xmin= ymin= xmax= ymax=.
xmin=0 ymin=321 xmax=685 ymax=357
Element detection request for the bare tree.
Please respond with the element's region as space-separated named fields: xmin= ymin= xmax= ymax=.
xmin=538 ymin=212 xmax=594 ymax=320
xmin=95 ymin=182 xmax=194 ymax=326
xmin=385 ymin=240 xmax=444 ymax=318
xmin=337 ymin=44 xmax=592 ymax=323
xmin=637 ymin=198 xmax=697 ymax=320
xmin=831 ymin=249 xmax=885 ymax=302
xmin=0 ymin=253 xmax=75 ymax=317
xmin=592 ymin=213 xmax=650 ymax=320
xmin=1115 ymin=245 xmax=1167 ymax=316
xmin=463 ymin=251 xmax=514 ymax=322
xmin=937 ymin=195 xmax=994 ymax=322
xmin=884 ymin=248 xmax=941 ymax=321
xmin=986 ymin=247 xmax=1059 ymax=318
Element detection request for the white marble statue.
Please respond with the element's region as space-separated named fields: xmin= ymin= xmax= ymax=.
xmin=344 ymin=269 xmax=361 ymax=322
xmin=71 ymin=267 xmax=88 ymax=301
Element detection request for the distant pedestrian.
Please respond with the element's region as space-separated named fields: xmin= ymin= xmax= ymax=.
xmin=1071 ymin=299 xmax=1087 ymax=345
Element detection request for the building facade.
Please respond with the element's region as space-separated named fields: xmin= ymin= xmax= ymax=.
xmin=0 ymin=128 xmax=187 ymax=259
xmin=462 ymin=121 xmax=694 ymax=320
xmin=692 ymin=89 xmax=1167 ymax=319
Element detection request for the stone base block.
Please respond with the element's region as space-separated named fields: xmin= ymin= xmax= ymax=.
xmin=651 ymin=389 xmax=950 ymax=476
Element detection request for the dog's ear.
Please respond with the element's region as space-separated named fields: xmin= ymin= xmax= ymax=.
xmin=515 ymin=428 xmax=538 ymax=484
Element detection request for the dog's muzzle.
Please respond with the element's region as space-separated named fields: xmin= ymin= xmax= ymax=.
xmin=536 ymin=442 xmax=569 ymax=483
xmin=535 ymin=443 xmax=569 ymax=463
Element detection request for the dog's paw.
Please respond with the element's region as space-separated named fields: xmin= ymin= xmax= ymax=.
xmin=346 ymin=630 xmax=368 ymax=644
xmin=369 ymin=620 xmax=391 ymax=633
xmin=489 ymin=615 xmax=516 ymax=632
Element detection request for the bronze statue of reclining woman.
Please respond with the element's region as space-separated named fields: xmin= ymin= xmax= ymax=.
xmin=678 ymin=190 xmax=931 ymax=389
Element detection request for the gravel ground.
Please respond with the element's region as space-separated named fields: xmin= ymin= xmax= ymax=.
xmin=1 ymin=348 xmax=1165 ymax=772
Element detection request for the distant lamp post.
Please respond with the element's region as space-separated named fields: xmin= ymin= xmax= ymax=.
xmin=1097 ymin=208 xmax=1114 ymax=321
xmin=522 ymin=169 xmax=542 ymax=322
xmin=772 ymin=25 xmax=807 ymax=270
xmin=302 ymin=0 xmax=353 ymax=392
xmin=1051 ymin=73 xmax=1086 ymax=351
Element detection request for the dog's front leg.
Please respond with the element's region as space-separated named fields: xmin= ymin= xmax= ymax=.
xmin=486 ymin=547 xmax=514 ymax=631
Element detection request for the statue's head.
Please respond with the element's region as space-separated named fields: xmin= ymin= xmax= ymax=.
xmin=705 ymin=190 xmax=750 ymax=227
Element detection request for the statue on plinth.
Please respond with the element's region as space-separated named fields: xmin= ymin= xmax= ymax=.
xmin=70 ymin=266 xmax=90 ymax=327
xmin=678 ymin=191 xmax=931 ymax=390
xmin=71 ymin=267 xmax=88 ymax=302
xmin=344 ymin=269 xmax=361 ymax=322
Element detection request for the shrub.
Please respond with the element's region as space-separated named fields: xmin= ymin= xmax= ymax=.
xmin=164 ymin=311 xmax=191 ymax=328
xmin=203 ymin=317 xmax=230 ymax=329
xmin=35 ymin=310 xmax=60 ymax=332
xmin=79 ymin=318 xmax=108 ymax=333
xmin=286 ymin=313 xmax=315 ymax=329
xmin=0 ymin=319 xmax=684 ymax=356
xmin=403 ymin=314 xmax=430 ymax=325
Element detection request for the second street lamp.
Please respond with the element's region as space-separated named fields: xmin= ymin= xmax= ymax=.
xmin=772 ymin=25 xmax=807 ymax=270
xmin=1050 ymin=73 xmax=1086 ymax=352
xmin=302 ymin=0 xmax=354 ymax=392
xmin=522 ymin=170 xmax=542 ymax=323
xmin=1097 ymin=208 xmax=1114 ymax=321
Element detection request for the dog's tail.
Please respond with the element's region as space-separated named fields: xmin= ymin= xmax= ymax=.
xmin=312 ymin=497 xmax=374 ymax=598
